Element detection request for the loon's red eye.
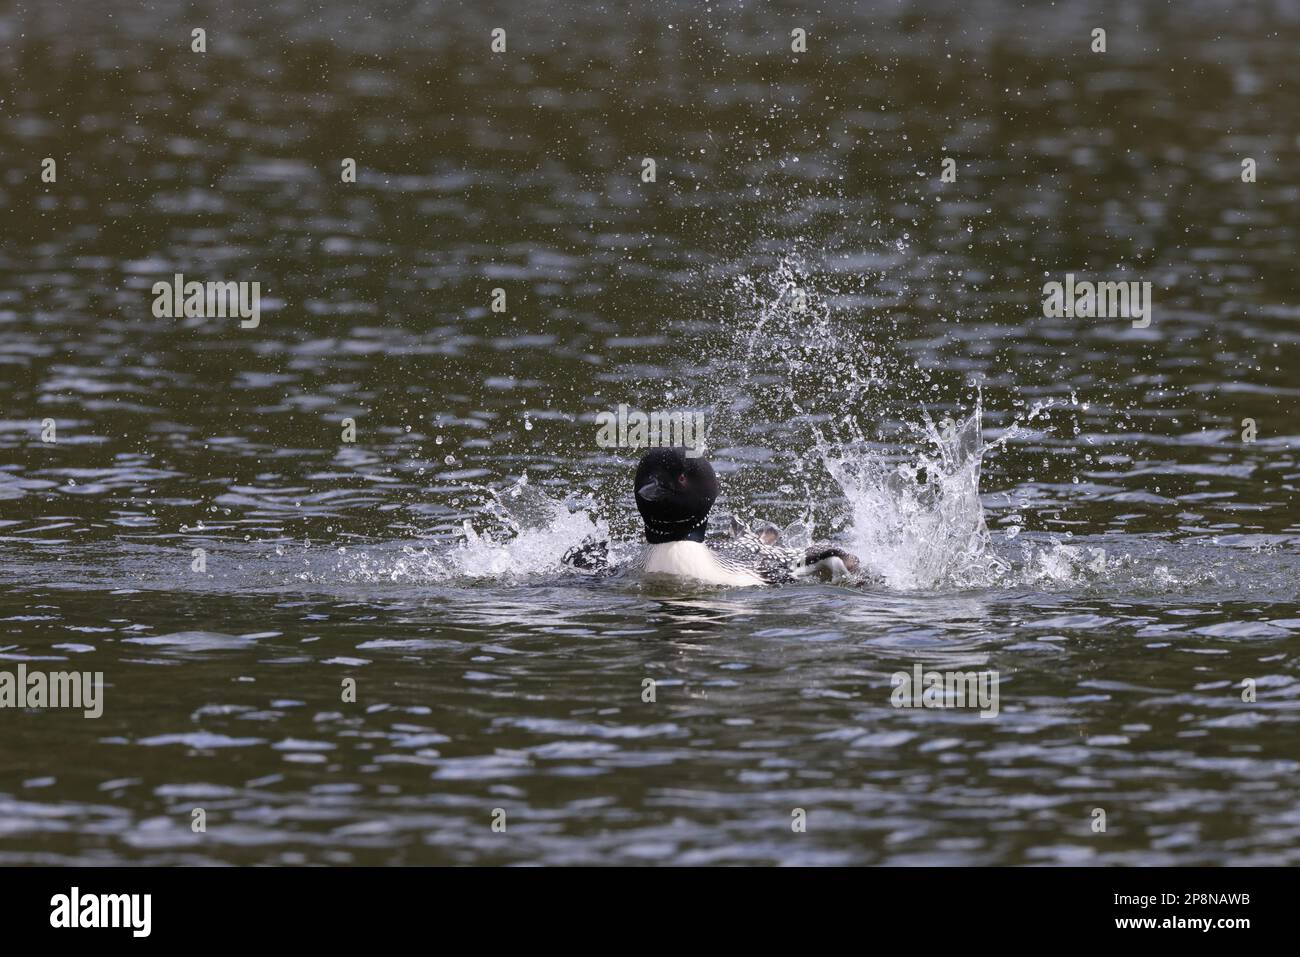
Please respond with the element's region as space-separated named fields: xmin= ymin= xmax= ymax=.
xmin=677 ymin=473 xmax=688 ymax=487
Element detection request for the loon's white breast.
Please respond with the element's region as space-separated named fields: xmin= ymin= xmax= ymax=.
xmin=640 ymin=541 xmax=766 ymax=587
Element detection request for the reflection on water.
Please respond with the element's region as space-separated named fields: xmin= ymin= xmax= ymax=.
xmin=1 ymin=0 xmax=1298 ymax=864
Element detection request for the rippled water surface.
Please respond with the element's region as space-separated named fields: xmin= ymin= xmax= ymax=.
xmin=2 ymin=0 xmax=1299 ymax=865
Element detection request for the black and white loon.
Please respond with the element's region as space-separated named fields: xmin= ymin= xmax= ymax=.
xmin=565 ymin=448 xmax=860 ymax=587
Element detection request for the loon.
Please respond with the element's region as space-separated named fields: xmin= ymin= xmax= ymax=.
xmin=565 ymin=448 xmax=861 ymax=587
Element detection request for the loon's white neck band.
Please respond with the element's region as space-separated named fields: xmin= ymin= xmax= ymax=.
xmin=643 ymin=514 xmax=708 ymax=544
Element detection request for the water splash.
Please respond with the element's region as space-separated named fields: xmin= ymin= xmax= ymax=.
xmin=706 ymin=253 xmax=899 ymax=455
xmin=708 ymin=255 xmax=1109 ymax=592
xmin=332 ymin=255 xmax=1171 ymax=594
xmin=701 ymin=255 xmax=999 ymax=590
xmin=331 ymin=475 xmax=608 ymax=584
xmin=446 ymin=477 xmax=608 ymax=580
xmin=822 ymin=399 xmax=991 ymax=590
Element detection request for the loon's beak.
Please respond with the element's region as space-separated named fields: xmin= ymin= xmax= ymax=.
xmin=637 ymin=480 xmax=669 ymax=502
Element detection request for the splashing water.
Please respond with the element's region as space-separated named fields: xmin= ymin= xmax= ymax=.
xmin=697 ymin=255 xmax=999 ymax=590
xmin=332 ymin=475 xmax=608 ymax=584
xmin=824 ymin=400 xmax=1017 ymax=591
xmin=336 ymin=256 xmax=1140 ymax=594
xmin=447 ymin=496 xmax=607 ymax=581
xmin=707 ymin=255 xmax=1099 ymax=592
xmin=822 ymin=399 xmax=1175 ymax=593
xmin=448 ymin=476 xmax=609 ymax=579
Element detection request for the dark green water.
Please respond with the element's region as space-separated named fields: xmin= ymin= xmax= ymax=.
xmin=1 ymin=0 xmax=1298 ymax=865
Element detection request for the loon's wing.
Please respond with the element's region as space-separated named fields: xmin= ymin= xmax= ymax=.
xmin=728 ymin=515 xmax=782 ymax=545
xmin=797 ymin=545 xmax=862 ymax=582
xmin=561 ymin=536 xmax=611 ymax=572
xmin=713 ymin=533 xmax=865 ymax=584
xmin=707 ymin=532 xmax=803 ymax=585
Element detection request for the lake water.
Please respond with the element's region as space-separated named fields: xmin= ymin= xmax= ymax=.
xmin=1 ymin=0 xmax=1298 ymax=865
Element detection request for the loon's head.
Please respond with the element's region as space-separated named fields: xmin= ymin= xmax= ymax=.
xmin=634 ymin=447 xmax=719 ymax=544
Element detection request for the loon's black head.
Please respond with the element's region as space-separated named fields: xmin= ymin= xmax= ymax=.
xmin=634 ymin=448 xmax=719 ymax=544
